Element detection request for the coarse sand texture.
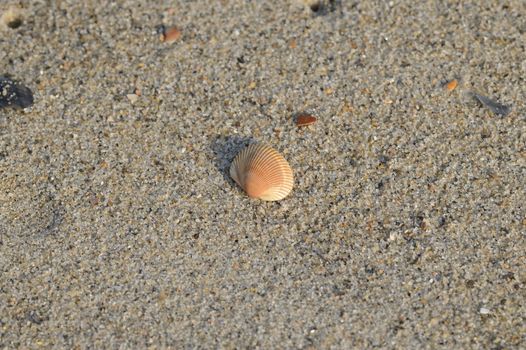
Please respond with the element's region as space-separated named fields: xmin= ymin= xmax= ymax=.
xmin=1 ymin=1 xmax=525 ymax=349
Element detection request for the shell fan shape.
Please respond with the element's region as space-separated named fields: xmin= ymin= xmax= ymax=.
xmin=230 ymin=144 xmax=294 ymax=201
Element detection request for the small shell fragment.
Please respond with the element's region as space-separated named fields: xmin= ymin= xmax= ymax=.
xmin=296 ymin=113 xmax=317 ymax=127
xmin=446 ymin=79 xmax=458 ymax=91
xmin=160 ymin=26 xmax=181 ymax=42
xmin=230 ymin=144 xmax=294 ymax=201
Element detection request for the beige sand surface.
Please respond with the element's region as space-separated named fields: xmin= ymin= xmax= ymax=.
xmin=1 ymin=1 xmax=525 ymax=348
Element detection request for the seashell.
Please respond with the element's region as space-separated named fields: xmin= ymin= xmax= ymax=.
xmin=230 ymin=144 xmax=293 ymax=201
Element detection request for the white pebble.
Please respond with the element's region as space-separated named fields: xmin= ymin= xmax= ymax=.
xmin=479 ymin=307 xmax=490 ymax=315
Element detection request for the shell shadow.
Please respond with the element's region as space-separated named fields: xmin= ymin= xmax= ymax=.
xmin=210 ymin=135 xmax=255 ymax=186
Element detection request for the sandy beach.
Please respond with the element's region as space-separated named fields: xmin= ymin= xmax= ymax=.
xmin=1 ymin=1 xmax=525 ymax=348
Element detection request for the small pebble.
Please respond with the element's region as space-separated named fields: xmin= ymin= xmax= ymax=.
xmin=0 ymin=76 xmax=34 ymax=108
xmin=479 ymin=307 xmax=490 ymax=315
xmin=126 ymin=94 xmax=139 ymax=104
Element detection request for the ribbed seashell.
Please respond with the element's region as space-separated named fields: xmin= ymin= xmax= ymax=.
xmin=230 ymin=144 xmax=294 ymax=201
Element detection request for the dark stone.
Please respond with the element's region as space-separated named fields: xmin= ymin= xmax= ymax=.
xmin=0 ymin=76 xmax=34 ymax=108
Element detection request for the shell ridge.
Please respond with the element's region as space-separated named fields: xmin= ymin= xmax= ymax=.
xmin=230 ymin=143 xmax=293 ymax=201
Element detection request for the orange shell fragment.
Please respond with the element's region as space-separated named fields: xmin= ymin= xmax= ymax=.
xmin=446 ymin=79 xmax=458 ymax=91
xmin=160 ymin=26 xmax=181 ymax=42
xmin=296 ymin=113 xmax=317 ymax=127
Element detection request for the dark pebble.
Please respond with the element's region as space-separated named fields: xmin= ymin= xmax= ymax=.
xmin=0 ymin=76 xmax=34 ymax=109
